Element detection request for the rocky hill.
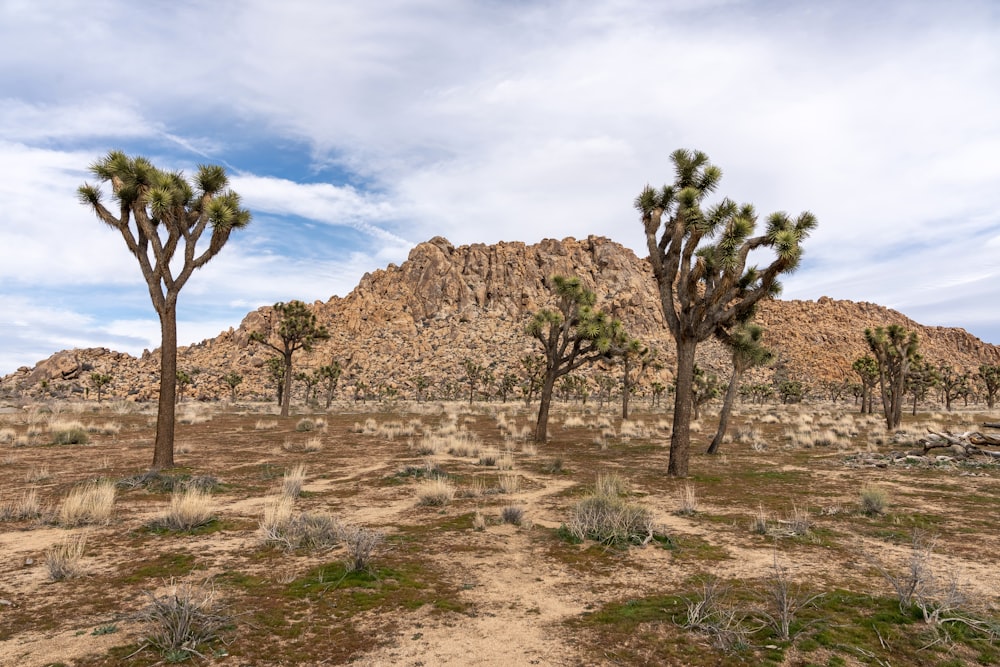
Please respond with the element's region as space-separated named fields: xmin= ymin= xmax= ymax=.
xmin=3 ymin=236 xmax=999 ymax=404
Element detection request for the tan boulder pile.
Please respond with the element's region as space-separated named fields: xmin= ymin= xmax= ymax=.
xmin=3 ymin=236 xmax=998 ymax=403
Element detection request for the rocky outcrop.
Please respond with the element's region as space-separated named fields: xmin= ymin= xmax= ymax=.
xmin=3 ymin=236 xmax=999 ymax=403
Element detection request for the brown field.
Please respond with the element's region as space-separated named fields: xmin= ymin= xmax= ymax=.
xmin=1 ymin=399 xmax=999 ymax=666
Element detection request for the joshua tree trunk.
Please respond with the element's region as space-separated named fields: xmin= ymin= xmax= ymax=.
xmin=281 ymin=351 xmax=294 ymax=417
xmin=152 ymin=305 xmax=178 ymax=469
xmin=669 ymin=338 xmax=697 ymax=477
xmin=534 ymin=372 xmax=557 ymax=443
xmin=708 ymin=366 xmax=740 ymax=455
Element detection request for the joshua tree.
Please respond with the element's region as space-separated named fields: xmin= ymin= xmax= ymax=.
xmin=637 ymin=149 xmax=816 ymax=476
xmin=251 ymin=301 xmax=330 ymax=417
xmin=777 ymin=378 xmax=805 ymax=404
xmin=176 ymin=370 xmax=192 ymax=402
xmin=265 ymin=357 xmax=285 ymax=407
xmin=936 ymin=363 xmax=970 ymax=412
xmin=519 ymin=354 xmax=545 ymax=406
xmin=527 ymin=276 xmax=626 ymax=443
xmin=222 ymin=371 xmax=243 ymax=401
xmin=619 ymin=338 xmax=652 ymax=420
xmin=319 ymin=362 xmax=342 ymax=408
xmin=78 ymin=151 xmax=250 ymax=469
xmin=650 ymin=381 xmax=667 ymax=408
xmin=864 ymin=325 xmax=919 ymax=430
xmin=979 ymin=364 xmax=1000 ymax=409
xmin=497 ymin=372 xmax=518 ymax=403
xmin=708 ymin=322 xmax=773 ymax=454
xmin=89 ymin=372 xmax=112 ymax=403
xmin=411 ymin=374 xmax=430 ymax=402
xmin=852 ymin=355 xmax=879 ymax=414
xmin=691 ymin=364 xmax=722 ymax=420
xmin=461 ymin=358 xmax=484 ymax=405
xmin=906 ymin=359 xmax=938 ymax=415
xmin=295 ymin=370 xmax=321 ymax=405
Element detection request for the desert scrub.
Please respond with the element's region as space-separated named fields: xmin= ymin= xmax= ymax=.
xmin=860 ymin=483 xmax=889 ymax=516
xmin=295 ymin=418 xmax=316 ymax=432
xmin=46 ymin=533 xmax=88 ymax=580
xmin=0 ymin=486 xmax=42 ymax=521
xmin=416 ymin=477 xmax=456 ymax=506
xmin=138 ymin=579 xmax=232 ymax=661
xmin=566 ymin=478 xmax=654 ymax=546
xmin=497 ymin=472 xmax=521 ymax=494
xmin=675 ymin=483 xmax=698 ymax=516
xmin=154 ymin=487 xmax=216 ymax=531
xmin=282 ymin=463 xmax=307 ymax=498
xmin=258 ymin=495 xmax=342 ymax=550
xmin=340 ymin=525 xmax=384 ymax=572
xmin=51 ymin=426 xmax=89 ymax=445
xmin=59 ymin=479 xmax=116 ymax=526
xmin=501 ymin=505 xmax=525 ymax=525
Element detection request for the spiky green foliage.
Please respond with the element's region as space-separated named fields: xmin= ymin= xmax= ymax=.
xmin=251 ymin=301 xmax=330 ymax=417
xmin=527 ymin=276 xmax=628 ymax=442
xmin=638 ymin=148 xmax=816 ymax=476
xmin=864 ymin=325 xmax=919 ymax=430
xmin=78 ymin=151 xmax=250 ymax=469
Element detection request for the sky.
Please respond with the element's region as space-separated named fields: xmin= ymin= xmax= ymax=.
xmin=1 ymin=0 xmax=999 ymax=375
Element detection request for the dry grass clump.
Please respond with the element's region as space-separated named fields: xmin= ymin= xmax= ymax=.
xmin=375 ymin=420 xmax=419 ymax=439
xmin=139 ymin=579 xmax=231 ymax=661
xmin=51 ymin=423 xmax=89 ymax=445
xmin=87 ymin=421 xmax=122 ymax=435
xmin=59 ymin=480 xmax=116 ymax=526
xmin=302 ymin=437 xmax=323 ymax=453
xmin=155 ymin=488 xmax=216 ymax=531
xmin=46 ymin=533 xmax=88 ymax=581
xmin=496 ymin=451 xmax=515 ymax=471
xmin=25 ymin=465 xmax=50 ymax=482
xmin=676 ymin=483 xmax=698 ymax=516
xmin=497 ymin=473 xmax=522 ymax=494
xmin=595 ymin=472 xmax=628 ymax=498
xmin=562 ymin=415 xmax=587 ymax=429
xmin=281 ymin=463 xmax=307 ymax=498
xmin=416 ymin=477 xmax=456 ymax=506
xmin=258 ymin=495 xmax=342 ymax=551
xmin=340 ymin=525 xmax=384 ymax=573
xmin=0 ymin=487 xmax=42 ymax=521
xmin=0 ymin=427 xmax=18 ymax=443
xmin=619 ymin=420 xmax=646 ymax=439
xmin=254 ymin=419 xmax=279 ymax=430
xmin=860 ymin=483 xmax=889 ymax=516
xmin=501 ymin=505 xmax=525 ymax=525
xmin=566 ymin=490 xmax=654 ymax=546
xmin=520 ymin=441 xmax=537 ymax=456
xmin=749 ymin=504 xmax=770 ymax=534
xmin=457 ymin=476 xmax=489 ymax=498
xmin=177 ymin=406 xmax=212 ymax=425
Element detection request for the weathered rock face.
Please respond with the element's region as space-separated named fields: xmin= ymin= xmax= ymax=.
xmin=3 ymin=236 xmax=999 ymax=403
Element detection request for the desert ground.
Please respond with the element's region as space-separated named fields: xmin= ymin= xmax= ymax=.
xmin=1 ymin=397 xmax=998 ymax=666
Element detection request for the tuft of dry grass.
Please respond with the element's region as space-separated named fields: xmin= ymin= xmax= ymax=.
xmin=497 ymin=473 xmax=521 ymax=494
xmin=416 ymin=477 xmax=456 ymax=506
xmin=0 ymin=486 xmax=42 ymax=521
xmin=258 ymin=495 xmax=342 ymax=551
xmin=139 ymin=579 xmax=231 ymax=660
xmin=254 ymin=419 xmax=278 ymax=431
xmin=46 ymin=533 xmax=88 ymax=580
xmin=501 ymin=505 xmax=525 ymax=525
xmin=156 ymin=487 xmax=216 ymax=531
xmin=302 ymin=437 xmax=324 ymax=452
xmin=282 ymin=463 xmax=307 ymax=498
xmin=676 ymin=483 xmax=698 ymax=516
xmin=59 ymin=480 xmax=116 ymax=527
xmin=860 ymin=483 xmax=889 ymax=516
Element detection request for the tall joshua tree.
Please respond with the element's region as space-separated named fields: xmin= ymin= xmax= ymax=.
xmin=864 ymin=325 xmax=919 ymax=430
xmin=527 ymin=276 xmax=626 ymax=443
xmin=708 ymin=322 xmax=773 ymax=454
xmin=979 ymin=364 xmax=1000 ymax=409
xmin=852 ymin=355 xmax=879 ymax=414
xmin=78 ymin=151 xmax=250 ymax=469
xmin=251 ymin=300 xmax=330 ymax=417
xmin=637 ymin=149 xmax=816 ymax=476
xmin=619 ymin=338 xmax=652 ymax=420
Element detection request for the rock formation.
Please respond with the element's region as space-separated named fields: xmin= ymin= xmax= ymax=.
xmin=3 ymin=236 xmax=998 ymax=404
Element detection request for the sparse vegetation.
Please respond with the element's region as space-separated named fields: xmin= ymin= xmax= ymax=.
xmin=46 ymin=533 xmax=88 ymax=581
xmin=58 ymin=479 xmax=116 ymax=526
